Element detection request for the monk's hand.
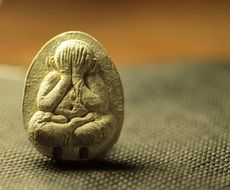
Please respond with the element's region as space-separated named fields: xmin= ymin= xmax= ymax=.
xmin=72 ymin=45 xmax=92 ymax=81
xmin=57 ymin=46 xmax=72 ymax=77
xmin=68 ymin=112 xmax=95 ymax=131
xmin=51 ymin=114 xmax=68 ymax=124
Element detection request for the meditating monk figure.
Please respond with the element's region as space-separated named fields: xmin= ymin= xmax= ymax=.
xmin=28 ymin=40 xmax=117 ymax=153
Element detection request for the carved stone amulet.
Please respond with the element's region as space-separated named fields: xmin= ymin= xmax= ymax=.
xmin=22 ymin=31 xmax=124 ymax=161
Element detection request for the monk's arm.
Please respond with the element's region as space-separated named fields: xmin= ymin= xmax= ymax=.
xmin=37 ymin=71 xmax=71 ymax=112
xmin=79 ymin=73 xmax=109 ymax=113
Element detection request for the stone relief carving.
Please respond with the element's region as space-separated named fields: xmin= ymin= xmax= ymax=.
xmin=22 ymin=32 xmax=124 ymax=160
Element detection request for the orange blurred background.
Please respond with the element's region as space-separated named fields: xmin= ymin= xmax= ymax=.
xmin=0 ymin=0 xmax=229 ymax=67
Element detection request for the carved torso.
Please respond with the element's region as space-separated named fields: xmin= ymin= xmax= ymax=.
xmin=54 ymin=86 xmax=88 ymax=120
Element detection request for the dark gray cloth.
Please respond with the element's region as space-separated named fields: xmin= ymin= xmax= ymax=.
xmin=0 ymin=63 xmax=230 ymax=190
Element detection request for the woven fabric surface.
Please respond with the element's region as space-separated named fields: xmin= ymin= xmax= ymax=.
xmin=0 ymin=63 xmax=230 ymax=190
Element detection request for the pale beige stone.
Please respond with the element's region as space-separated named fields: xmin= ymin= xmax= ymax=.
xmin=22 ymin=31 xmax=124 ymax=161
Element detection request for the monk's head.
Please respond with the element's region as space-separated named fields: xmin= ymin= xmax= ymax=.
xmin=51 ymin=39 xmax=94 ymax=74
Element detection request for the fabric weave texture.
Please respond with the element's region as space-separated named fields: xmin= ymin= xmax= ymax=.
xmin=0 ymin=63 xmax=230 ymax=190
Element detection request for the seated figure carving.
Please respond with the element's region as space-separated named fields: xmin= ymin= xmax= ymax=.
xmin=28 ymin=40 xmax=117 ymax=154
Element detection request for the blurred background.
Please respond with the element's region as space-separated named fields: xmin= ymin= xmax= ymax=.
xmin=0 ymin=0 xmax=229 ymax=67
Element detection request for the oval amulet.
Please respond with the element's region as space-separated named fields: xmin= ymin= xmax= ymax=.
xmin=22 ymin=31 xmax=124 ymax=161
